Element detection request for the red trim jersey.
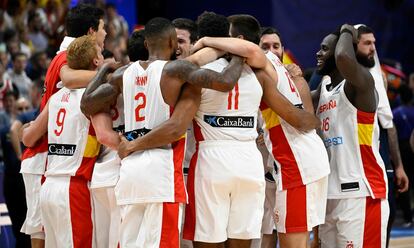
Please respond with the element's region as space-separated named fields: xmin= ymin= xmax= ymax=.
xmin=20 ymin=51 xmax=68 ymax=174
xmin=316 ymin=77 xmax=387 ymax=199
xmin=260 ymin=52 xmax=330 ymax=190
xmin=46 ymin=87 xmax=100 ymax=180
xmin=115 ymin=60 xmax=186 ymax=204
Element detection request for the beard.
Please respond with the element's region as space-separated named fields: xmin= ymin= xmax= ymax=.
xmin=170 ymin=51 xmax=177 ymax=60
xmin=316 ymin=56 xmax=336 ymax=75
xmin=356 ymin=52 xmax=375 ymax=68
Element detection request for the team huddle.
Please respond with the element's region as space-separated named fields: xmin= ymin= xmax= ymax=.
xmin=16 ymin=3 xmax=392 ymax=248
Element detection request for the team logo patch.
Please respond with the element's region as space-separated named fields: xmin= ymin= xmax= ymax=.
xmin=341 ymin=182 xmax=360 ymax=192
xmin=204 ymin=115 xmax=254 ymax=128
xmin=124 ymin=128 xmax=151 ymax=141
xmin=48 ymin=144 xmax=76 ymax=156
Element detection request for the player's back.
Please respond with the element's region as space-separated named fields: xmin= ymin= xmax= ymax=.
xmin=46 ymin=87 xmax=100 ymax=180
xmin=194 ymin=58 xmax=263 ymax=142
xmin=116 ymin=60 xmax=186 ymax=205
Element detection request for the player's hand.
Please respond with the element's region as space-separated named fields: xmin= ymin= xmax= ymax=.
xmin=340 ymin=24 xmax=358 ymax=44
xmin=285 ymin=63 xmax=303 ymax=78
xmin=118 ymin=133 xmax=132 ymax=159
xmin=191 ymin=37 xmax=207 ymax=54
xmin=395 ymin=165 xmax=409 ymax=193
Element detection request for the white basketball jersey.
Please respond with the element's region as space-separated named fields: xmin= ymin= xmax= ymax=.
xmin=316 ymin=77 xmax=387 ymax=199
xmin=91 ymin=94 xmax=124 ymax=188
xmin=260 ymin=52 xmax=330 ymax=190
xmin=115 ymin=60 xmax=186 ymax=204
xmin=46 ymin=87 xmax=100 ymax=180
xmin=193 ymin=58 xmax=262 ymax=142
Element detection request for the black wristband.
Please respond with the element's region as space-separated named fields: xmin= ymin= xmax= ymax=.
xmin=340 ymin=29 xmax=353 ymax=36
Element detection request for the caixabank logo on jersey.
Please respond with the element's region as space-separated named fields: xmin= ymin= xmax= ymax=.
xmin=48 ymin=144 xmax=76 ymax=156
xmin=204 ymin=115 xmax=254 ymax=128
xmin=124 ymin=128 xmax=151 ymax=141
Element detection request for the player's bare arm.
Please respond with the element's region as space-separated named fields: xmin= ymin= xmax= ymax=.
xmin=335 ymin=24 xmax=377 ymax=112
xmin=311 ymin=83 xmax=322 ymax=112
xmin=387 ymin=125 xmax=409 ymax=192
xmin=10 ymin=120 xmax=23 ymax=159
xmin=21 ymin=103 xmax=49 ymax=147
xmin=285 ymin=63 xmax=315 ymax=113
xmin=81 ymin=64 xmax=128 ymax=117
xmin=60 ymin=65 xmax=98 ymax=89
xmin=193 ymin=37 xmax=267 ymax=69
xmin=256 ymin=69 xmax=321 ymax=131
xmin=185 ymin=47 xmax=225 ymax=67
xmin=91 ymin=112 xmax=121 ymax=150
xmin=118 ymin=84 xmax=201 ymax=159
xmin=162 ymin=54 xmax=244 ymax=98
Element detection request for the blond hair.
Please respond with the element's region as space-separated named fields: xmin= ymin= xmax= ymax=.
xmin=67 ymin=35 xmax=98 ymax=70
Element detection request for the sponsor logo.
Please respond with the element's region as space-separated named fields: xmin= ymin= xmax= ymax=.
xmin=318 ymin=100 xmax=337 ymax=114
xmin=323 ymin=136 xmax=343 ymax=148
xmin=341 ymin=182 xmax=360 ymax=192
xmin=48 ymin=144 xmax=76 ymax=156
xmin=204 ymin=115 xmax=254 ymax=128
xmin=124 ymin=128 xmax=151 ymax=141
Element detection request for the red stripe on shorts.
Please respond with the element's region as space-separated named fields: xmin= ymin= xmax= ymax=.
xmin=69 ymin=177 xmax=93 ymax=248
xmin=285 ymin=185 xmax=308 ymax=233
xmin=363 ymin=197 xmax=381 ymax=247
xmin=159 ymin=202 xmax=180 ymax=248
xmin=183 ymin=144 xmax=199 ymax=241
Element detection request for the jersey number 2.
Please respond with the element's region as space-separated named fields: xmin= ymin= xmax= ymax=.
xmin=135 ymin=92 xmax=146 ymax=122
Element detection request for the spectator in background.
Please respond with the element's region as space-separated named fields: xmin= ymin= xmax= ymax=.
xmin=0 ymin=61 xmax=13 ymax=110
xmin=28 ymin=11 xmax=49 ymax=53
xmin=105 ymin=3 xmax=128 ymax=39
xmin=4 ymin=52 xmax=32 ymax=100
xmin=392 ymin=84 xmax=414 ymax=227
xmin=0 ymin=95 xmax=32 ymax=248
xmin=27 ymin=51 xmax=49 ymax=81
xmin=0 ymin=87 xmax=19 ymax=129
xmin=4 ymin=28 xmax=31 ymax=59
xmin=409 ymin=72 xmax=414 ymax=95
xmin=172 ymin=18 xmax=198 ymax=59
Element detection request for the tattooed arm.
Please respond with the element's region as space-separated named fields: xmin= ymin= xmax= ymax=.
xmin=162 ymin=55 xmax=244 ymax=93
xmin=81 ymin=64 xmax=127 ymax=117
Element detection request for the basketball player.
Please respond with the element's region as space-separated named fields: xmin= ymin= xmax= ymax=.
xmin=18 ymin=4 xmax=106 ymax=248
xmin=191 ymin=14 xmax=330 ymax=248
xmin=260 ymin=27 xmax=284 ymax=60
xmin=314 ymin=24 xmax=389 ymax=247
xmin=22 ymin=35 xmax=104 ymax=248
xmin=173 ymin=18 xmax=198 ymax=59
xmin=78 ymin=30 xmax=148 ymax=248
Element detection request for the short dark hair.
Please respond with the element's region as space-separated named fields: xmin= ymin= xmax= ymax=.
xmin=102 ymin=49 xmax=114 ymax=59
xmin=228 ymin=14 xmax=261 ymax=44
xmin=128 ymin=29 xmax=148 ymax=61
xmin=65 ymin=4 xmax=104 ymax=38
xmin=261 ymin=26 xmax=282 ymax=44
xmin=11 ymin=52 xmax=27 ymax=61
xmin=172 ymin=18 xmax=198 ymax=43
xmin=197 ymin=11 xmax=229 ymax=38
xmin=144 ymin=17 xmax=174 ymax=41
xmin=357 ymin=25 xmax=374 ymax=39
